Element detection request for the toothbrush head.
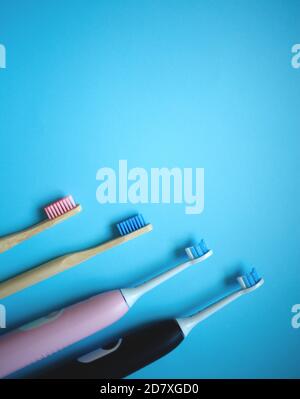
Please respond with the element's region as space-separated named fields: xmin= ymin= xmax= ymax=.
xmin=44 ymin=195 xmax=81 ymax=220
xmin=117 ymin=214 xmax=152 ymax=236
xmin=237 ymin=268 xmax=264 ymax=293
xmin=185 ymin=239 xmax=213 ymax=263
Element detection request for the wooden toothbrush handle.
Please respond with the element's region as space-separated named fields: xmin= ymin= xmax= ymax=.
xmin=0 ymin=252 xmax=87 ymax=299
xmin=0 ymin=206 xmax=82 ymax=254
xmin=0 ymin=224 xmax=153 ymax=299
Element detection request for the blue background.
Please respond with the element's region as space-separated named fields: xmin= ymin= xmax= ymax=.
xmin=0 ymin=0 xmax=299 ymax=378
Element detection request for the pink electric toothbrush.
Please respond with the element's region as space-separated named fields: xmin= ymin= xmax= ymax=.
xmin=0 ymin=195 xmax=81 ymax=254
xmin=0 ymin=239 xmax=212 ymax=378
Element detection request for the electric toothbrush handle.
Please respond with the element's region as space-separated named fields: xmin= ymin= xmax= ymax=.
xmin=0 ymin=290 xmax=129 ymax=378
xmin=38 ymin=320 xmax=184 ymax=379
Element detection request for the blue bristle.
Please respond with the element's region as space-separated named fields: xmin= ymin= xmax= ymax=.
xmin=242 ymin=275 xmax=251 ymax=288
xmin=241 ymin=268 xmax=261 ymax=288
xmin=198 ymin=239 xmax=209 ymax=254
xmin=194 ymin=240 xmax=209 ymax=257
xmin=117 ymin=214 xmax=146 ymax=236
xmin=190 ymin=246 xmax=199 ymax=258
xmin=251 ymin=268 xmax=260 ymax=283
xmin=194 ymin=246 xmax=203 ymax=257
xmin=117 ymin=223 xmax=124 ymax=235
xmin=135 ymin=216 xmax=142 ymax=228
xmin=128 ymin=219 xmax=134 ymax=231
xmin=122 ymin=222 xmax=129 ymax=234
xmin=131 ymin=218 xmax=138 ymax=230
xmin=246 ymin=273 xmax=255 ymax=286
xmin=138 ymin=214 xmax=145 ymax=226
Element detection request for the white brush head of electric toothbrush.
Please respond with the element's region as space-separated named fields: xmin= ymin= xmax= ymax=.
xmin=185 ymin=239 xmax=213 ymax=264
xmin=237 ymin=268 xmax=264 ymax=293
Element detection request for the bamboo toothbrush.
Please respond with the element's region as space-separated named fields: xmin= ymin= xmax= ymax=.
xmin=0 ymin=239 xmax=212 ymax=378
xmin=40 ymin=268 xmax=263 ymax=379
xmin=0 ymin=214 xmax=152 ymax=300
xmin=0 ymin=195 xmax=81 ymax=254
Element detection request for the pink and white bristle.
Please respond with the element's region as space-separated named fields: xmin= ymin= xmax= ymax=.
xmin=44 ymin=195 xmax=78 ymax=220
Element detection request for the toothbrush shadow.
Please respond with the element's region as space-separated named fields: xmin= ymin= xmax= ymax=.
xmin=173 ymin=238 xmax=195 ymax=259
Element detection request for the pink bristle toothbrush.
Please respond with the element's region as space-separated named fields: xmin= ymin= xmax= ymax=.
xmin=0 ymin=239 xmax=212 ymax=378
xmin=0 ymin=195 xmax=81 ymax=254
